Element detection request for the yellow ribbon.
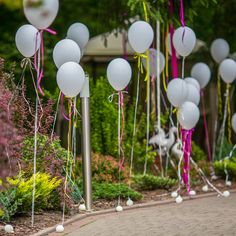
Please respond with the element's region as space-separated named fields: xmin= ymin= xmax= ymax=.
xmin=172 ymin=108 xmax=177 ymax=114
xmin=217 ymin=70 xmax=223 ymax=120
xmin=142 ymin=1 xmax=148 ymax=22
xmin=227 ymin=84 xmax=232 ymax=144
xmin=134 ymin=53 xmax=147 ymax=74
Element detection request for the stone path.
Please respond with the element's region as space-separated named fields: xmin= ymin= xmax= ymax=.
xmin=49 ymin=193 xmax=236 ymax=236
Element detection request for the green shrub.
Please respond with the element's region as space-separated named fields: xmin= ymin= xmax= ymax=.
xmin=75 ymin=153 xmax=129 ymax=183
xmin=191 ymin=141 xmax=207 ymax=162
xmin=214 ymin=157 xmax=236 ymax=180
xmin=132 ymin=174 xmax=177 ymax=191
xmin=0 ymin=187 xmax=22 ymax=222
xmin=92 ymin=182 xmax=143 ymax=201
xmin=0 ymin=173 xmax=61 ymax=221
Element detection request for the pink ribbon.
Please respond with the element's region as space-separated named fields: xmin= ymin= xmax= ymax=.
xmin=180 ymin=0 xmax=185 ymax=27
xmin=201 ymin=90 xmax=212 ymax=162
xmin=61 ymin=93 xmax=74 ymax=121
xmin=34 ymin=28 xmax=57 ymax=96
xmin=169 ymin=0 xmax=178 ymax=78
xmin=181 ymin=128 xmax=194 ymax=194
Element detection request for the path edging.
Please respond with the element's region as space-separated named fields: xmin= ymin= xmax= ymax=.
xmin=31 ymin=189 xmax=236 ymax=236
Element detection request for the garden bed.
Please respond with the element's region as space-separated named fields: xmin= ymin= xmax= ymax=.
xmin=0 ymin=180 xmax=235 ymax=236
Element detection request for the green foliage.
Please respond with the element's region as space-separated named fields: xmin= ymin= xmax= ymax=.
xmin=215 ymin=137 xmax=234 ymax=161
xmin=132 ymin=174 xmax=177 ymax=191
xmin=22 ymin=134 xmax=69 ymax=177
xmin=214 ymin=157 xmax=236 ymax=180
xmin=191 ymin=141 xmax=207 ymax=162
xmin=0 ymin=187 xmax=21 ymax=222
xmin=0 ymin=173 xmax=61 ymax=221
xmin=92 ymin=182 xmax=143 ymax=201
xmin=90 ymin=77 xmax=118 ymax=156
xmin=75 ymin=153 xmax=129 ymax=183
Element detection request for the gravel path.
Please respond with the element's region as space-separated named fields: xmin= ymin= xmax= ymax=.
xmin=49 ymin=193 xmax=236 ymax=236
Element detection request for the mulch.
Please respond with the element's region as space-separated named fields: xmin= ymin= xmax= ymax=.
xmin=0 ymin=179 xmax=235 ymax=236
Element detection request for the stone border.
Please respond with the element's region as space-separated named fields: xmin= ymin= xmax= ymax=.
xmin=32 ymin=189 xmax=236 ymax=236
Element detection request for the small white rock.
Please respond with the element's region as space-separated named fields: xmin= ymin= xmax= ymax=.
xmin=56 ymin=224 xmax=64 ymax=233
xmin=223 ymin=191 xmax=230 ymax=197
xmin=126 ymin=198 xmax=134 ymax=206
xmin=116 ymin=205 xmax=123 ymax=212
xmin=225 ymin=181 xmax=232 ymax=187
xmin=202 ymin=185 xmax=209 ymax=192
xmin=211 ymin=175 xmax=218 ymax=180
xmin=189 ymin=190 xmax=196 ymax=196
xmin=171 ymin=191 xmax=178 ymax=198
xmin=79 ymin=203 xmax=86 ymax=211
xmin=175 ymin=195 xmax=183 ymax=204
xmin=4 ymin=224 xmax=14 ymax=233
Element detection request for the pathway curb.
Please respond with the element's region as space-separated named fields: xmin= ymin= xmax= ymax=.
xmin=31 ymin=189 xmax=236 ymax=236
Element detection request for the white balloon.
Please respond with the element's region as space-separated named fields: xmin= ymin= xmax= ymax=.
xmin=107 ymin=58 xmax=132 ymax=91
xmin=171 ymin=191 xmax=178 ymax=198
xmin=173 ymin=26 xmax=196 ymax=57
xmin=57 ymin=62 xmax=85 ymax=98
xmin=67 ymin=23 xmax=90 ymax=50
xmin=53 ymin=39 xmax=81 ymax=68
xmin=23 ymin=0 xmax=59 ymax=30
xmin=116 ymin=205 xmax=123 ymax=212
xmin=202 ymin=185 xmax=209 ymax=192
xmin=184 ymin=77 xmax=200 ymax=91
xmin=56 ymin=225 xmax=64 ymax=233
xmin=175 ymin=195 xmax=183 ymax=204
xmin=15 ymin=24 xmax=41 ymax=58
xmin=128 ymin=21 xmax=154 ymax=53
xmin=210 ymin=38 xmax=229 ymax=63
xmin=219 ymin=59 xmax=236 ymax=84
xmin=232 ymin=113 xmax=236 ymax=133
xmin=189 ymin=190 xmax=196 ymax=196
xmin=142 ymin=48 xmax=165 ymax=76
xmin=126 ymin=198 xmax=134 ymax=206
xmin=226 ymin=181 xmax=232 ymax=187
xmin=167 ymin=79 xmax=188 ymax=107
xmin=4 ymin=224 xmax=14 ymax=233
xmin=177 ymin=102 xmax=200 ymax=130
xmin=191 ymin=63 xmax=211 ymax=88
xmin=79 ymin=203 xmax=86 ymax=211
xmin=223 ymin=191 xmax=230 ymax=197
xmin=186 ymin=83 xmax=200 ymax=106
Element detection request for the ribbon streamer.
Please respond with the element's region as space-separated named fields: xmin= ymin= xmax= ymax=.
xmin=181 ymin=128 xmax=194 ymax=194
xmin=34 ymin=29 xmax=57 ymax=96
xmin=201 ymin=90 xmax=212 ymax=162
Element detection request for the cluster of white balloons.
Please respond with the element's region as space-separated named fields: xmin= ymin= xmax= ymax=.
xmin=15 ymin=0 xmax=59 ymax=58
xmin=54 ymin=23 xmax=89 ymax=97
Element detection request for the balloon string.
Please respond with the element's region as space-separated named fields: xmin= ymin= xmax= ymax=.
xmin=165 ymin=23 xmax=169 ymax=83
xmin=227 ymin=93 xmax=232 ymax=144
xmin=218 ymin=84 xmax=230 ymax=160
xmin=61 ymin=93 xmax=75 ymax=121
xmin=129 ymin=70 xmax=140 ymax=191
xmin=62 ymin=103 xmax=73 ymax=224
xmin=201 ymin=90 xmax=212 ymax=162
xmin=31 ymin=45 xmax=41 ymax=227
xmin=156 ymin=19 xmax=164 ymax=177
xmin=144 ymin=49 xmax=150 ymax=175
xmin=217 ymin=70 xmax=223 ymax=120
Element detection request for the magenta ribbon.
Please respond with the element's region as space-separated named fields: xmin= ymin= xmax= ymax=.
xmin=180 ymin=0 xmax=185 ymax=27
xmin=181 ymin=128 xmax=194 ymax=194
xmin=169 ymin=0 xmax=178 ymax=78
xmin=34 ymin=28 xmax=57 ymax=96
xmin=201 ymin=90 xmax=212 ymax=162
